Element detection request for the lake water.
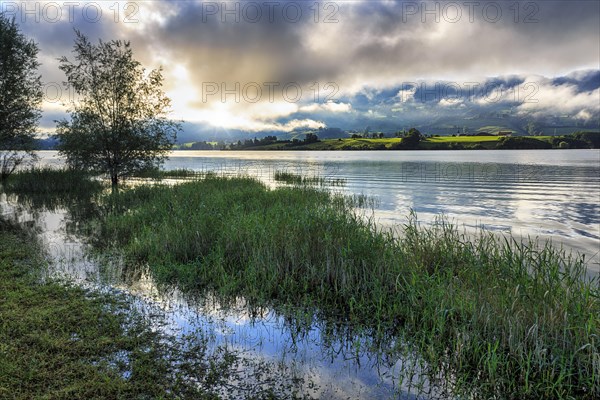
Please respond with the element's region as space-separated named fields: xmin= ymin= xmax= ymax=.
xmin=10 ymin=149 xmax=600 ymax=398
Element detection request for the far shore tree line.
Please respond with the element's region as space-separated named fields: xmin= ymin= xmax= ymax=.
xmin=185 ymin=128 xmax=600 ymax=150
xmin=199 ymin=128 xmax=600 ymax=151
xmin=1 ymin=12 xmax=599 ymax=185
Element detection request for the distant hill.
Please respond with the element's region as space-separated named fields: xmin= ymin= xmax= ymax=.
xmin=35 ymin=137 xmax=59 ymax=150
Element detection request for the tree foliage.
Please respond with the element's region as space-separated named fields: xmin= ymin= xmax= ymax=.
xmin=304 ymin=132 xmax=319 ymax=143
xmin=495 ymin=136 xmax=552 ymax=150
xmin=573 ymin=131 xmax=600 ymax=148
xmin=55 ymin=31 xmax=179 ymax=185
xmin=401 ymin=128 xmax=423 ymax=148
xmin=0 ymin=14 xmax=42 ymax=180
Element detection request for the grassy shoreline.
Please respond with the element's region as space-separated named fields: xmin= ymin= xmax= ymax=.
xmin=0 ymin=203 xmax=238 ymax=399
xmin=98 ymin=175 xmax=599 ymax=399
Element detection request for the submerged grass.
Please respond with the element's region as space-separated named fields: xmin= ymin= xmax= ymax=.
xmin=0 ymin=218 xmax=239 ymax=399
xmin=98 ymin=175 xmax=599 ymax=399
xmin=131 ymin=168 xmax=206 ymax=180
xmin=2 ymin=166 xmax=104 ymax=194
xmin=273 ymin=170 xmax=346 ymax=187
xmin=0 ymin=167 xmax=105 ymax=216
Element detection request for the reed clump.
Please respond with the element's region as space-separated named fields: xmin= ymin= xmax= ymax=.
xmin=274 ymin=170 xmax=346 ymax=186
xmin=2 ymin=166 xmax=103 ymax=194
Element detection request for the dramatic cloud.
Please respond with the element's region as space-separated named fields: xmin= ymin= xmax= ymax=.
xmin=1 ymin=0 xmax=598 ymax=136
xmin=299 ymin=101 xmax=352 ymax=113
xmin=516 ymin=74 xmax=600 ymax=120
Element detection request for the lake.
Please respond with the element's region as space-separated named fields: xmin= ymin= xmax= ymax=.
xmin=16 ymin=148 xmax=600 ymax=398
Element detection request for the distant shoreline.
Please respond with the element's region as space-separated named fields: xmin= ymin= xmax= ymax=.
xmin=183 ymin=133 xmax=599 ymax=151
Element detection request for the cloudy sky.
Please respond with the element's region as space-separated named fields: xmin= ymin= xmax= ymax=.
xmin=3 ymin=0 xmax=599 ymax=138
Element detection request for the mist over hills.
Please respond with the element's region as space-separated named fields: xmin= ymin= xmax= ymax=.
xmin=35 ymin=69 xmax=598 ymax=147
xmin=171 ymin=70 xmax=599 ymax=143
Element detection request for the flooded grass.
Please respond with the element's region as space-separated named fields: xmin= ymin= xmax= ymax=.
xmin=0 ymin=219 xmax=241 ymax=399
xmin=131 ymin=167 xmax=207 ymax=180
xmin=1 ymin=170 xmax=327 ymax=399
xmin=2 ymin=168 xmax=599 ymax=398
xmin=273 ymin=170 xmax=347 ymax=186
xmin=2 ymin=166 xmax=104 ymax=194
xmin=97 ymin=175 xmax=599 ymax=399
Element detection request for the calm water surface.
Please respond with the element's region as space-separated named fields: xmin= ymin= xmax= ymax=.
xmin=9 ymin=149 xmax=599 ymax=398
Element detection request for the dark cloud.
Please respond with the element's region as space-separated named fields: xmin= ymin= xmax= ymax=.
xmin=2 ymin=0 xmax=598 ymax=135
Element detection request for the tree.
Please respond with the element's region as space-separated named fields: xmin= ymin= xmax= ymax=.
xmin=0 ymin=14 xmax=42 ymax=181
xmin=55 ymin=31 xmax=179 ymax=185
xmin=573 ymin=131 xmax=600 ymax=148
xmin=401 ymin=128 xmax=422 ymax=148
xmin=304 ymin=132 xmax=319 ymax=143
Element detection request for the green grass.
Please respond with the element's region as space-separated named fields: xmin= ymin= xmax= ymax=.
xmin=0 ymin=167 xmax=106 ymax=212
xmin=236 ymin=136 xmax=495 ymax=150
xmin=1 ymin=166 xmax=206 ymax=189
xmin=0 ymin=218 xmax=237 ymax=399
xmin=2 ymin=166 xmax=104 ymax=194
xmin=98 ymin=175 xmax=600 ymax=399
xmin=273 ymin=170 xmax=346 ymax=186
xmin=427 ymin=135 xmax=503 ymax=143
xmin=250 ymin=138 xmax=403 ymax=150
xmin=131 ymin=168 xmax=206 ymax=180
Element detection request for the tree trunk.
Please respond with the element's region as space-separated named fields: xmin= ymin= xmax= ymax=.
xmin=111 ymin=174 xmax=119 ymax=186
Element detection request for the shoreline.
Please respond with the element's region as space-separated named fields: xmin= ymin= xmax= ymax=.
xmin=172 ymin=132 xmax=600 ymax=151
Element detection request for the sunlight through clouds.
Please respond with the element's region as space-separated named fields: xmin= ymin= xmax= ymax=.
xmin=3 ymin=0 xmax=598 ymax=136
